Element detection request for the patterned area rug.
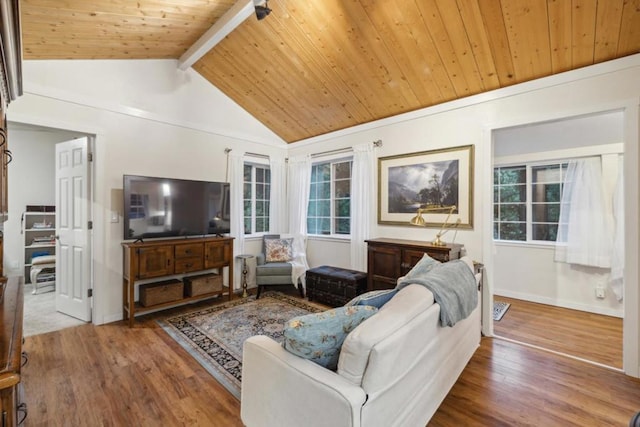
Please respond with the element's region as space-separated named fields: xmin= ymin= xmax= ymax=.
xmin=158 ymin=292 xmax=324 ymax=399
xmin=493 ymin=301 xmax=511 ymax=321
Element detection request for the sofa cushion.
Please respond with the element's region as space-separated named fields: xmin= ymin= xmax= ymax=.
xmin=283 ymin=305 xmax=378 ymax=370
xmin=345 ymin=289 xmax=398 ymax=308
xmin=265 ymin=238 xmax=293 ymax=262
xmin=256 ymin=262 xmax=292 ymax=276
xmin=337 ymin=284 xmax=435 ymax=385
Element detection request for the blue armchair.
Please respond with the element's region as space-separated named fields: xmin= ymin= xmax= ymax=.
xmin=255 ymin=234 xmax=306 ymax=298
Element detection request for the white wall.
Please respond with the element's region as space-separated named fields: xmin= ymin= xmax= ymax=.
xmin=2 ymin=125 xmax=82 ymax=276
xmin=492 ymin=112 xmax=624 ymax=317
xmin=8 ymin=59 xmax=287 ymax=325
xmin=6 ymin=54 xmax=640 ymax=375
xmin=288 ymin=54 xmax=640 ymax=375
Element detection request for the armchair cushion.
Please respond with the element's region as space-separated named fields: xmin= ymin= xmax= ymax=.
xmin=265 ymin=238 xmax=293 ymax=263
xmin=283 ymin=305 xmax=378 ymax=370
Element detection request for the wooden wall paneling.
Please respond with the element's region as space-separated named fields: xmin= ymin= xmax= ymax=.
xmin=265 ymin=1 xmax=376 ymax=131
xmin=547 ymin=0 xmax=573 ymax=73
xmin=431 ymin=0 xmax=488 ymax=94
xmin=194 ymin=58 xmax=306 ymax=143
xmin=288 ymin=1 xmax=400 ymax=121
xmin=593 ymin=0 xmax=623 ymax=62
xmin=501 ymin=0 xmax=552 ymax=81
xmin=617 ymin=0 xmax=640 ymax=56
xmin=455 ymin=0 xmax=501 ymax=91
xmin=475 ymin=0 xmax=516 ymax=87
xmin=360 ymin=0 xmax=454 ymax=106
xmin=571 ymin=0 xmax=598 ymax=68
xmin=340 ymin=0 xmax=423 ymax=112
xmin=416 ymin=0 xmax=475 ymax=97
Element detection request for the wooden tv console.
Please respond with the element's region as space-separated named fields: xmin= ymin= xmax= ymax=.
xmin=122 ymin=236 xmax=234 ymax=327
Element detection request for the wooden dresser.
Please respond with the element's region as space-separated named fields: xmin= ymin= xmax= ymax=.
xmin=365 ymin=238 xmax=463 ymax=291
xmin=122 ymin=236 xmax=234 ymax=327
xmin=0 ymin=277 xmax=26 ymax=426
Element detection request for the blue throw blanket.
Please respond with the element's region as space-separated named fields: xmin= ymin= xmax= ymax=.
xmin=397 ymin=259 xmax=477 ymax=327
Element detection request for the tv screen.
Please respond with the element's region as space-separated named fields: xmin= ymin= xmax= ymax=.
xmin=123 ymin=175 xmax=230 ymax=240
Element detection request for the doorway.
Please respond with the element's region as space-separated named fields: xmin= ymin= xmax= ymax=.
xmin=5 ymin=121 xmax=94 ymax=335
xmin=489 ymin=110 xmax=625 ymax=369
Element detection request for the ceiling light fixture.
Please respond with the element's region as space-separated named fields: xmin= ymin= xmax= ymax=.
xmin=255 ymin=1 xmax=271 ymax=20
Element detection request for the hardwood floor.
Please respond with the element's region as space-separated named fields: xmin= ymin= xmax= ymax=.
xmin=22 ymin=297 xmax=640 ymax=426
xmin=493 ymin=296 xmax=623 ymax=369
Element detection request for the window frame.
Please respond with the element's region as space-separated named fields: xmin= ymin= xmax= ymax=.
xmin=493 ymin=160 xmax=568 ymax=244
xmin=243 ymin=160 xmax=271 ymax=236
xmin=307 ymin=156 xmax=353 ymax=238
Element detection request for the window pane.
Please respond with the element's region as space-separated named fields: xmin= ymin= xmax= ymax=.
xmin=493 ymin=205 xmax=499 ymax=221
xmin=335 ymin=218 xmax=350 ymax=234
xmin=532 ymin=183 xmax=561 ymax=203
xmin=532 ymin=203 xmax=560 ymax=223
xmin=493 ymin=222 xmax=499 ymax=239
xmin=532 ymin=164 xmax=561 ymax=183
xmin=256 ymin=201 xmax=265 ymax=216
xmin=499 ymin=204 xmax=526 ymax=221
xmin=244 ymin=218 xmax=251 ymax=234
xmin=532 ymin=223 xmax=558 ymax=241
xmin=312 ymin=163 xmax=330 ymax=181
xmin=244 ymin=201 xmax=251 ymax=216
xmin=320 ymin=217 xmax=331 ymax=234
xmin=264 ymin=183 xmax=270 ymax=200
xmin=244 ymin=165 xmax=252 ymax=181
xmin=335 ymin=180 xmax=350 ymax=198
xmin=319 ymin=182 xmax=331 ymax=199
xmin=243 ymin=183 xmax=251 ymax=199
xmin=256 ymin=183 xmax=264 ymax=199
xmin=499 ymin=167 xmax=525 ymax=184
xmin=307 ymin=218 xmax=317 ymax=234
xmin=334 ymin=162 xmax=351 ymax=179
xmin=256 ymin=167 xmax=264 ymax=182
xmin=308 ymin=200 xmax=317 ymax=216
xmin=256 ymin=217 xmax=266 ymax=233
xmin=318 ymin=200 xmax=330 ymax=216
xmin=499 ymin=184 xmax=526 ymax=202
xmin=499 ymin=223 xmax=526 ymax=241
xmin=493 ymin=186 xmax=499 ymax=203
xmin=335 ymin=199 xmax=350 ymax=217
xmin=265 ymin=168 xmax=271 ymax=182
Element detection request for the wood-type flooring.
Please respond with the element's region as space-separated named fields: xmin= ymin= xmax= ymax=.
xmin=493 ymin=296 xmax=623 ymax=369
xmin=22 ymin=294 xmax=640 ymax=426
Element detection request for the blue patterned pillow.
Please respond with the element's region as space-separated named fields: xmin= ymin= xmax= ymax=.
xmin=283 ymin=306 xmax=378 ymax=370
xmin=345 ymin=289 xmax=398 ymax=308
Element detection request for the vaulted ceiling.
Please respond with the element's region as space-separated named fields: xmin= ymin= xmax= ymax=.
xmin=20 ymin=0 xmax=640 ymax=143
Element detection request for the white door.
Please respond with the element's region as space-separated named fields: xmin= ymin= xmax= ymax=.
xmin=55 ymin=137 xmax=92 ymax=322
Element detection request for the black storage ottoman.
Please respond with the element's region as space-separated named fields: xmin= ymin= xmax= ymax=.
xmin=306 ymin=265 xmax=367 ymax=307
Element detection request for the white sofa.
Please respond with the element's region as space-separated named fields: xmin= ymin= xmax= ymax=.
xmin=241 ymin=259 xmax=481 ymax=427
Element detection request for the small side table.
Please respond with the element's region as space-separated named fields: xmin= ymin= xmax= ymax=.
xmin=237 ymin=254 xmax=254 ymax=298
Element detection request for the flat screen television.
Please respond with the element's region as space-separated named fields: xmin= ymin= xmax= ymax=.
xmin=123 ymin=175 xmax=230 ymax=240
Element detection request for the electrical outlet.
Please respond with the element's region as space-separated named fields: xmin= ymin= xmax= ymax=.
xmin=595 ymin=287 xmax=606 ymax=299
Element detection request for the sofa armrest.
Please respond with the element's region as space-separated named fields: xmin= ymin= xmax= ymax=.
xmin=256 ymin=253 xmax=266 ymax=265
xmin=241 ymin=335 xmax=367 ymax=427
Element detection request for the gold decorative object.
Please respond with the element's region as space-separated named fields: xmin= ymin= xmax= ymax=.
xmin=409 ymin=205 xmax=462 ymax=246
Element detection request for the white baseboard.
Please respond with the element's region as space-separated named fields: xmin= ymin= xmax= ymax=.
xmin=494 ymin=289 xmax=623 ymax=318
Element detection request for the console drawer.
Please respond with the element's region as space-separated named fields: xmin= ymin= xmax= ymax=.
xmin=175 ymin=243 xmax=204 ymax=259
xmin=174 ymin=257 xmax=203 ymax=273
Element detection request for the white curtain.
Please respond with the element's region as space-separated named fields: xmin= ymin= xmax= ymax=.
xmin=610 ymin=155 xmax=624 ymax=301
xmin=229 ymin=150 xmax=245 ymax=291
xmin=555 ymin=157 xmax=613 ymax=268
xmin=269 ymin=157 xmax=287 ymax=234
xmin=287 ymin=155 xmax=311 ymax=290
xmin=350 ymin=142 xmax=375 ymax=272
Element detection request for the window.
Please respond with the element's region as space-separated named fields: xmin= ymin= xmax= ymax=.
xmin=493 ymin=162 xmax=567 ymax=242
xmin=307 ymin=160 xmax=352 ymax=236
xmin=244 ymin=163 xmax=270 ymax=235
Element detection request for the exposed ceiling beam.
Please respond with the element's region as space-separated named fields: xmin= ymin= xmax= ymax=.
xmin=178 ymin=0 xmax=253 ymax=71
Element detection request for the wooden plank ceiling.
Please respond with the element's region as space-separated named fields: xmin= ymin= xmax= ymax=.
xmin=21 ymin=0 xmax=640 ymax=143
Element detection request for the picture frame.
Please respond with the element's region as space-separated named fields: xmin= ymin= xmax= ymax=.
xmin=377 ymin=144 xmax=474 ymax=228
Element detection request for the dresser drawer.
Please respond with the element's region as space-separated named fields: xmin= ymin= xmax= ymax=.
xmin=174 ymin=257 xmax=203 ymax=273
xmin=175 ymin=243 xmax=203 ymax=259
